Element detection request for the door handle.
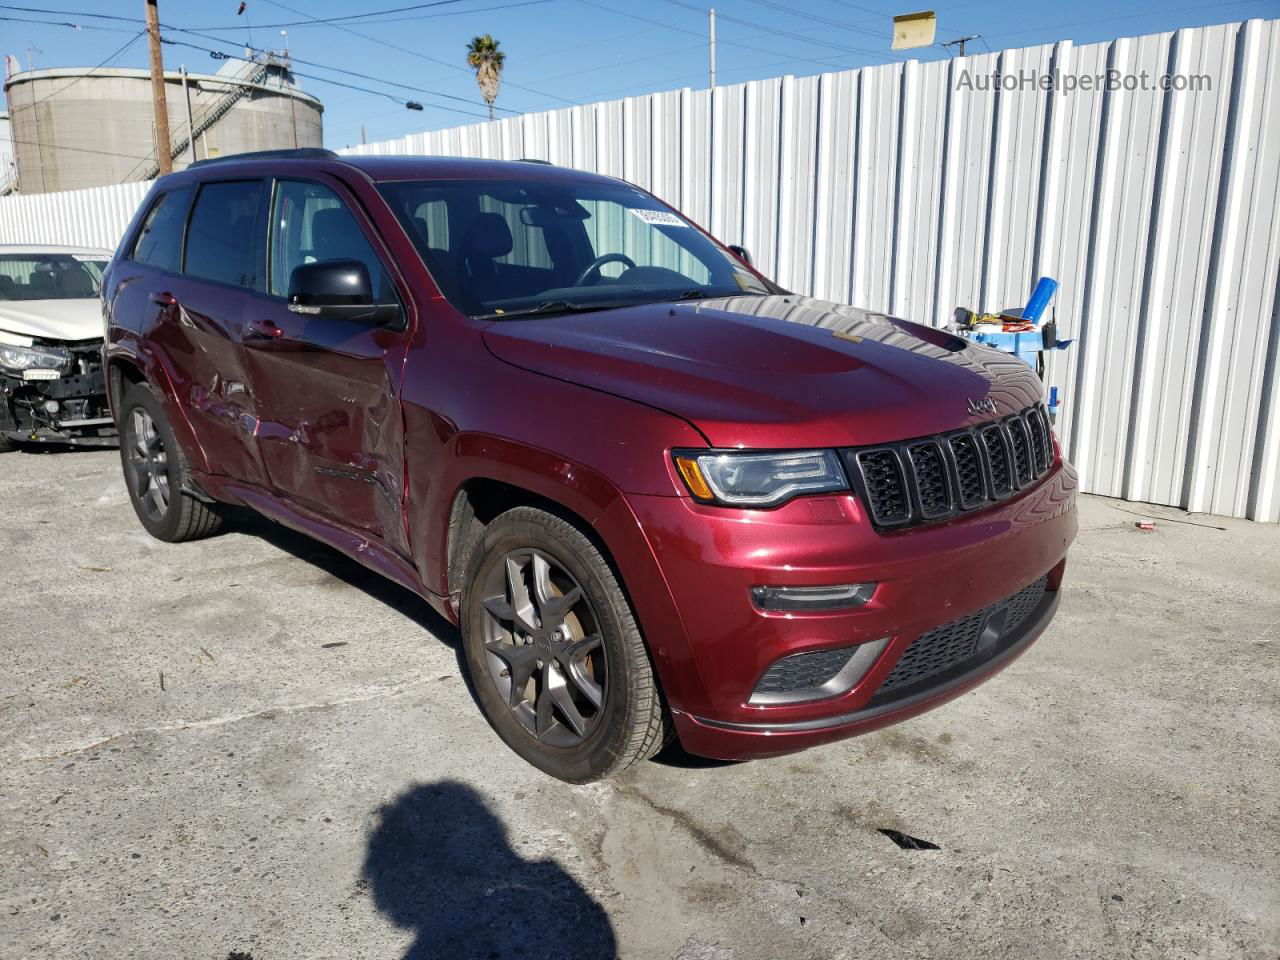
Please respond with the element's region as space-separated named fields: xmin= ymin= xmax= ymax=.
xmin=149 ymin=291 xmax=176 ymax=306
xmin=244 ymin=319 xmax=284 ymax=340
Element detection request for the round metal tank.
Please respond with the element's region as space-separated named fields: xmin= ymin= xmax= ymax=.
xmin=4 ymin=60 xmax=323 ymax=194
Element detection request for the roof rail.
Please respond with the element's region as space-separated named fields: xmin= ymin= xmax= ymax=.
xmin=517 ymin=158 xmax=553 ymax=165
xmin=189 ymin=147 xmax=339 ymax=168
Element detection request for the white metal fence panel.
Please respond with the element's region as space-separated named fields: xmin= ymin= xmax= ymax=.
xmin=1 ymin=19 xmax=1276 ymax=520
xmin=0 ymin=180 xmax=148 ymax=250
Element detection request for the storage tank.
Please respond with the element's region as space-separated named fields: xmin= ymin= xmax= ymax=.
xmin=0 ymin=110 xmax=14 ymax=194
xmin=4 ymin=56 xmax=323 ymax=194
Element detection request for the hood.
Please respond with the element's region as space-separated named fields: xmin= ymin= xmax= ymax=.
xmin=482 ymin=294 xmax=1044 ymax=448
xmin=0 ymin=299 xmax=104 ymax=345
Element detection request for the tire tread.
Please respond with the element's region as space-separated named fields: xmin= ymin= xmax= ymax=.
xmin=120 ymin=382 xmax=224 ymax=542
xmin=465 ymin=506 xmax=673 ymax=782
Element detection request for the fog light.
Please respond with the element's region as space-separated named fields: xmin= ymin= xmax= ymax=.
xmin=43 ymin=399 xmax=60 ymax=414
xmin=750 ymin=582 xmax=875 ymax=612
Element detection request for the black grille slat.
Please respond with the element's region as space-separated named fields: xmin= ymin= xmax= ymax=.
xmin=982 ymin=426 xmax=1013 ymax=495
xmin=1026 ymin=407 xmax=1049 ymax=473
xmin=855 ymin=450 xmax=910 ymax=526
xmin=907 ymin=442 xmax=951 ymax=517
xmin=877 ymin=575 xmax=1050 ymax=695
xmin=948 ymin=434 xmax=986 ymax=507
xmin=1007 ymin=419 xmax=1033 ymax=486
xmin=847 ymin=403 xmax=1055 ymax=531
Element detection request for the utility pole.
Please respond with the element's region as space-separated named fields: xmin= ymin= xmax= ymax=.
xmin=708 ymin=8 xmax=716 ymax=90
xmin=144 ymin=0 xmax=173 ymax=175
xmin=281 ymin=31 xmax=298 ymax=148
xmin=941 ymin=35 xmax=981 ymax=57
xmin=179 ymin=65 xmax=198 ymax=164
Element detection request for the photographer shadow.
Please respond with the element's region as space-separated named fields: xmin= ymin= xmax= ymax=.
xmin=363 ymin=780 xmax=618 ymax=960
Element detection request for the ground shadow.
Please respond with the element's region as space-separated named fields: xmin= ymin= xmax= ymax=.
xmin=363 ymin=780 xmax=618 ymax=960
xmin=225 ymin=508 xmax=460 ymax=646
xmin=650 ymin=737 xmax=743 ymax=771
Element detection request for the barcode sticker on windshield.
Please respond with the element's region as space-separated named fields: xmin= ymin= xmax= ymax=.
xmin=71 ymin=255 xmax=109 ymax=262
xmin=629 ymin=208 xmax=688 ymax=227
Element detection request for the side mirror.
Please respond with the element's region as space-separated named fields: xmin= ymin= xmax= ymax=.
xmin=288 ymin=259 xmax=400 ymax=326
xmin=727 ymin=244 xmax=753 ymax=266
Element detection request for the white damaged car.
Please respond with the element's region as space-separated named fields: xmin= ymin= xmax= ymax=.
xmin=0 ymin=245 xmax=117 ymax=451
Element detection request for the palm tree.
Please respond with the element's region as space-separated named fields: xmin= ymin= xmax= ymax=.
xmin=466 ymin=34 xmax=506 ymax=121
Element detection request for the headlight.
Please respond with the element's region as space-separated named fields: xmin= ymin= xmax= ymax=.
xmin=0 ymin=343 xmax=72 ymax=374
xmin=673 ymin=449 xmax=848 ymax=507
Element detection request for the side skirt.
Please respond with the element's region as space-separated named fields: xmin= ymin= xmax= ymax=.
xmin=208 ymin=476 xmax=453 ymax=622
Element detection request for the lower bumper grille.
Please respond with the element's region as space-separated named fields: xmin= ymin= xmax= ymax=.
xmin=875 ymin=575 xmax=1050 ymax=697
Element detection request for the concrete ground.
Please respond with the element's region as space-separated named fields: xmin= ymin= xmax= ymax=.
xmin=0 ymin=448 xmax=1276 ymax=960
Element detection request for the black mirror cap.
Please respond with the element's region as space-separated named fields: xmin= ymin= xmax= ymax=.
xmin=728 ymin=244 xmax=753 ymax=266
xmin=287 ymin=259 xmax=404 ymax=328
xmin=288 ymin=259 xmax=374 ymax=307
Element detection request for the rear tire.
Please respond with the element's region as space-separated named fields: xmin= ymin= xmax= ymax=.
xmin=118 ymin=382 xmax=223 ymax=542
xmin=461 ymin=506 xmax=671 ymax=783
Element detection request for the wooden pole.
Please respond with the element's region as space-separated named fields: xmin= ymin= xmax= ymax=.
xmin=145 ymin=0 xmax=173 ymax=175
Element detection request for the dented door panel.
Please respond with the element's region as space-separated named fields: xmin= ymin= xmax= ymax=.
xmin=241 ymin=309 xmax=410 ymax=554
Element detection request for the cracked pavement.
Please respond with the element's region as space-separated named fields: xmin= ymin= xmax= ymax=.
xmin=1 ymin=449 xmax=1277 ymax=959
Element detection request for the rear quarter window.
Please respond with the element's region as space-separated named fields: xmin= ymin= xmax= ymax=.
xmin=130 ymin=185 xmax=194 ymax=272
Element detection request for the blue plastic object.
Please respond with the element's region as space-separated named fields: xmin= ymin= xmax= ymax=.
xmin=968 ymin=329 xmax=1045 ymax=370
xmin=1022 ymin=276 xmax=1058 ymax=323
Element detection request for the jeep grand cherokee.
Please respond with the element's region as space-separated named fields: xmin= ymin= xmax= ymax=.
xmin=102 ymin=149 xmax=1077 ymax=782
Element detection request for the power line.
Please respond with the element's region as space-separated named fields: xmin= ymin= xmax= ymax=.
xmin=0 ymin=0 xmax=466 ymax=30
xmin=255 ymin=0 xmax=580 ymax=108
xmin=740 ymin=0 xmax=886 ymax=41
xmin=185 ymin=0 xmax=553 ymax=30
xmin=982 ymin=0 xmax=1266 ymax=39
xmin=660 ymin=0 xmax=902 ymax=60
xmin=7 ymin=136 xmax=155 ymax=162
xmin=182 ymin=0 xmax=468 ymax=30
xmin=576 ymin=0 xmax=868 ymax=71
xmin=157 ymin=37 xmax=494 ymax=121
xmin=0 ymin=13 xmax=138 ymax=33
xmin=523 ymin=41 xmax=706 ymax=86
xmin=165 ymin=25 xmax=523 ymax=115
xmin=25 ymin=30 xmax=144 ymax=104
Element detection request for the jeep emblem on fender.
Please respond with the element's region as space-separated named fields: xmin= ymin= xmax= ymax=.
xmin=968 ymin=396 xmax=998 ymax=416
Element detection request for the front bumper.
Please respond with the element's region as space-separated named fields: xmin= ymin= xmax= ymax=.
xmin=625 ymin=461 xmax=1077 ymax=759
xmin=0 ymin=342 xmax=116 ymax=447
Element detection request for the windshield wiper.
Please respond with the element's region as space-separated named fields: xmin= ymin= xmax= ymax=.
xmin=474 ymin=299 xmax=641 ymax=321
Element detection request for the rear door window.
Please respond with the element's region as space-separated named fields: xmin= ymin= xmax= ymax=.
xmin=130 ymin=185 xmax=194 ymax=273
xmin=184 ymin=180 xmax=263 ymax=289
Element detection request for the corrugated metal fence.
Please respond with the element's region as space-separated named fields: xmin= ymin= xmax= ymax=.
xmin=2 ymin=19 xmax=1277 ymax=521
xmin=0 ymin=180 xmax=148 ymax=250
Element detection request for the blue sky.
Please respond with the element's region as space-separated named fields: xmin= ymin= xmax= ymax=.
xmin=4 ymin=0 xmax=1277 ymax=148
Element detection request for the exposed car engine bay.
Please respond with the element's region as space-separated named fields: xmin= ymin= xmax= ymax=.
xmin=0 ymin=247 xmax=117 ymax=450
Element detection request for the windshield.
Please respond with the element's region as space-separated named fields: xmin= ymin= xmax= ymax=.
xmin=378 ymin=178 xmax=769 ymax=318
xmin=0 ymin=253 xmax=106 ymax=301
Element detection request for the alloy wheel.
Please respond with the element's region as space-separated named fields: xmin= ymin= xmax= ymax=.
xmin=127 ymin=407 xmax=170 ymax=522
xmin=479 ymin=549 xmax=607 ymax=747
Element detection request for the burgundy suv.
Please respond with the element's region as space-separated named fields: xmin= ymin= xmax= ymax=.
xmin=102 ymin=149 xmax=1077 ymax=782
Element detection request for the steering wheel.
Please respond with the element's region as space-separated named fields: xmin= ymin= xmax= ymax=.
xmin=574 ymin=253 xmax=636 ymax=287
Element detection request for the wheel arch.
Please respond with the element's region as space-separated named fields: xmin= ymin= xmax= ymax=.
xmin=434 ymin=455 xmax=703 ymax=716
xmin=105 ymin=345 xmax=210 ymax=475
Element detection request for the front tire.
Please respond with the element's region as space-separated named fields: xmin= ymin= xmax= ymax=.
xmin=118 ymin=382 xmax=223 ymax=542
xmin=461 ymin=506 xmax=671 ymax=782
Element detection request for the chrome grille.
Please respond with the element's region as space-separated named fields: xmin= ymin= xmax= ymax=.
xmin=845 ymin=403 xmax=1055 ymax=530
